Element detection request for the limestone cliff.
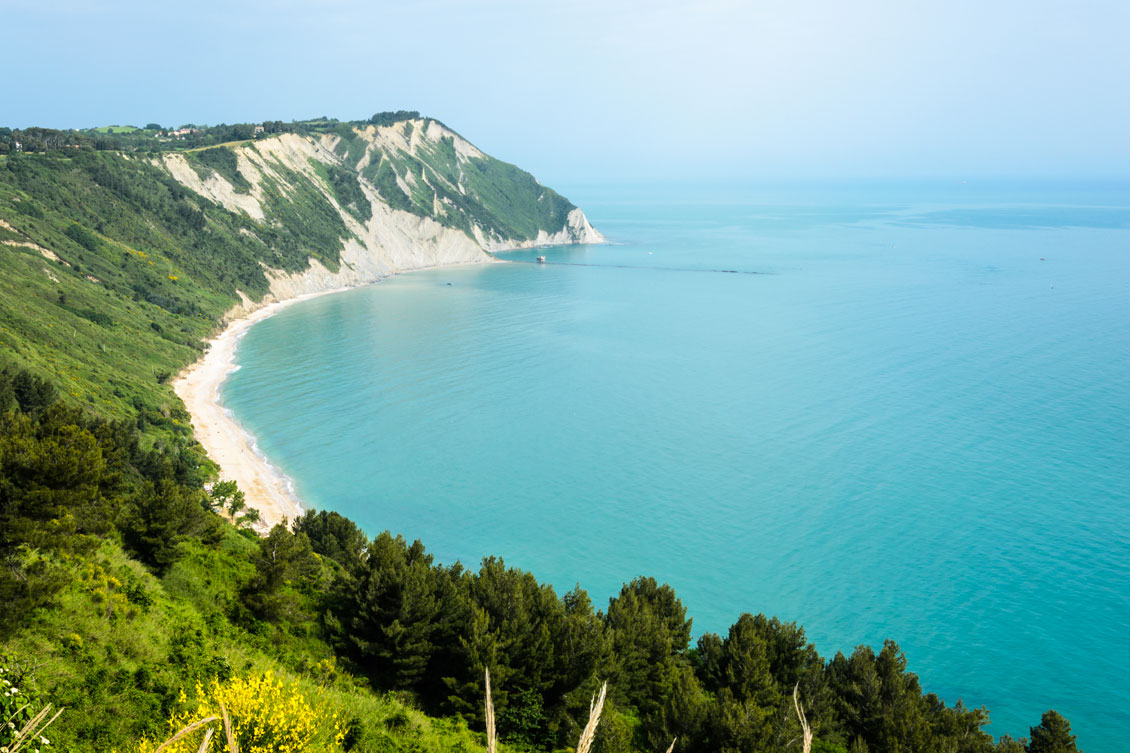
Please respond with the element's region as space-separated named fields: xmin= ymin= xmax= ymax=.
xmin=157 ymin=119 xmax=603 ymax=320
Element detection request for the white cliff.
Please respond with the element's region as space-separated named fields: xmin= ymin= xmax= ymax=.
xmin=160 ymin=119 xmax=604 ymax=322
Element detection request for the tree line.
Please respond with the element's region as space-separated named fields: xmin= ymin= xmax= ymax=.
xmin=0 ymin=111 xmax=427 ymax=156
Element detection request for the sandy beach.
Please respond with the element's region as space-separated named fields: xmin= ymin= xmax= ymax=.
xmin=172 ymin=259 xmax=502 ymax=531
xmin=173 ymin=286 xmax=359 ymax=530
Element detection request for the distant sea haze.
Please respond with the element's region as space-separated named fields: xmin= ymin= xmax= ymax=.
xmin=223 ymin=181 xmax=1130 ymax=752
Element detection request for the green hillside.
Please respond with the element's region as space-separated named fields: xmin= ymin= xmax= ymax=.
xmin=0 ymin=113 xmax=591 ymax=438
xmin=0 ymin=115 xmax=1077 ymax=753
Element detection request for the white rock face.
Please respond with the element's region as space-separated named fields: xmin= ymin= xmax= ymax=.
xmin=479 ymin=208 xmax=606 ymax=251
xmin=224 ymin=201 xmax=490 ymax=321
xmin=162 ymin=153 xmax=266 ymax=221
xmin=160 ymin=120 xmax=603 ymax=322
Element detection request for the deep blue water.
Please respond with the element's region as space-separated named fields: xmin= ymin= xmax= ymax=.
xmin=223 ymin=182 xmax=1130 ymax=751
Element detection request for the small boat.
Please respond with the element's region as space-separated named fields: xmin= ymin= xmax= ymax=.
xmin=536 ymin=256 xmax=546 ymax=263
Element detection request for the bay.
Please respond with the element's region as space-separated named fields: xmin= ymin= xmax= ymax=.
xmin=223 ymin=181 xmax=1130 ymax=751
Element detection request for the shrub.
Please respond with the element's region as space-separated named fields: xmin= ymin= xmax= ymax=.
xmin=0 ymin=660 xmax=58 ymax=752
xmin=139 ymin=671 xmax=346 ymax=753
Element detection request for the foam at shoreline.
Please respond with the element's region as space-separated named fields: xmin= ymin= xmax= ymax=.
xmin=172 ymin=259 xmax=504 ymax=530
xmin=172 ymin=286 xmax=360 ymax=530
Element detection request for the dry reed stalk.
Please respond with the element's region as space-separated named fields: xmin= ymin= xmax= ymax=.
xmin=219 ymin=699 xmax=238 ymax=753
xmin=484 ymin=668 xmax=497 ymax=753
xmin=575 ymin=682 xmax=608 ymax=753
xmin=792 ymin=683 xmax=812 ymax=753
xmin=153 ymin=715 xmax=219 ymax=753
xmin=5 ymin=703 xmax=64 ymax=753
xmin=196 ymin=727 xmax=215 ymax=753
xmin=2 ymin=703 xmax=30 ymax=731
xmin=664 ymin=737 xmax=677 ymax=753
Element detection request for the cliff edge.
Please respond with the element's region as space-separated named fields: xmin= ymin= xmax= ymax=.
xmin=156 ymin=118 xmax=603 ymax=320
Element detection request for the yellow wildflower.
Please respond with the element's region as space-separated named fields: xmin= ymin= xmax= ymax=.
xmin=140 ymin=672 xmax=346 ymax=753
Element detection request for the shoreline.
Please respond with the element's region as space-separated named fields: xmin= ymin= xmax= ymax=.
xmin=173 ymin=284 xmax=364 ymax=531
xmin=173 ymin=259 xmax=506 ymax=531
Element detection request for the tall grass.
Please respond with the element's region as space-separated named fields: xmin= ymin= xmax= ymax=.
xmin=484 ymin=669 xmax=497 ymax=753
xmin=2 ymin=704 xmax=63 ymax=753
xmin=152 ymin=717 xmax=218 ymax=753
xmin=575 ymin=681 xmax=608 ymax=753
xmin=793 ymin=683 xmax=812 ymax=753
xmin=482 ymin=672 xmax=609 ymax=753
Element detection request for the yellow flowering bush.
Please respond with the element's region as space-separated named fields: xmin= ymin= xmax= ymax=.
xmin=139 ymin=672 xmax=346 ymax=753
xmin=81 ymin=561 xmax=132 ymax=619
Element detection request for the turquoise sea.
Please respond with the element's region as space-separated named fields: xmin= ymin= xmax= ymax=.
xmin=223 ymin=182 xmax=1130 ymax=751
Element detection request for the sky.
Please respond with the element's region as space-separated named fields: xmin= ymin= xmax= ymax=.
xmin=1 ymin=0 xmax=1127 ymax=183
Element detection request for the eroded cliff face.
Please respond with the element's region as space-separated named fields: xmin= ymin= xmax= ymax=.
xmin=158 ymin=120 xmax=603 ymax=320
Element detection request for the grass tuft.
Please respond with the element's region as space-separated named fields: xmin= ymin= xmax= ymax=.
xmin=152 ymin=716 xmax=218 ymax=753
xmin=575 ymin=681 xmax=607 ymax=753
xmin=4 ymin=704 xmax=64 ymax=753
xmin=484 ymin=668 xmax=496 ymax=753
xmin=793 ymin=683 xmax=812 ymax=753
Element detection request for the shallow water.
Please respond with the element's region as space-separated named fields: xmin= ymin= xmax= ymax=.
xmin=224 ymin=182 xmax=1130 ymax=750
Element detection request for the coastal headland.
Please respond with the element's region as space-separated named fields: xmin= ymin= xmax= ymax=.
xmin=160 ymin=118 xmax=603 ymax=528
xmin=3 ymin=113 xmax=602 ymax=529
xmin=0 ymin=114 xmax=1096 ymax=753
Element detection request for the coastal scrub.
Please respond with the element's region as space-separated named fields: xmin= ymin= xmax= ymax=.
xmin=138 ymin=672 xmax=345 ymax=753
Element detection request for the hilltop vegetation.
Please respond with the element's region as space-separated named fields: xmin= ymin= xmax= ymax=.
xmin=0 ymin=112 xmax=422 ymax=154
xmin=0 ymin=112 xmax=592 ymax=436
xmin=1 ymin=110 xmax=579 ymax=248
xmin=0 ymin=114 xmax=1079 ymax=753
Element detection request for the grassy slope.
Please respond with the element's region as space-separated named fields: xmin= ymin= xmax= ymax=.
xmin=0 ymin=127 xmax=588 ymax=752
xmin=0 ymin=125 xmax=577 ymax=432
xmin=4 ymin=535 xmax=490 ymax=752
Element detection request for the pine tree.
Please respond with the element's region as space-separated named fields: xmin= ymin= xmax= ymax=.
xmin=1027 ymin=710 xmax=1079 ymax=753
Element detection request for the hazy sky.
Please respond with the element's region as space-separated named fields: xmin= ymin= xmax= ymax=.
xmin=2 ymin=0 xmax=1127 ymax=183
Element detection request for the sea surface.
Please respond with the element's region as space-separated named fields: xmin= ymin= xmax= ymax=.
xmin=223 ymin=181 xmax=1130 ymax=751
